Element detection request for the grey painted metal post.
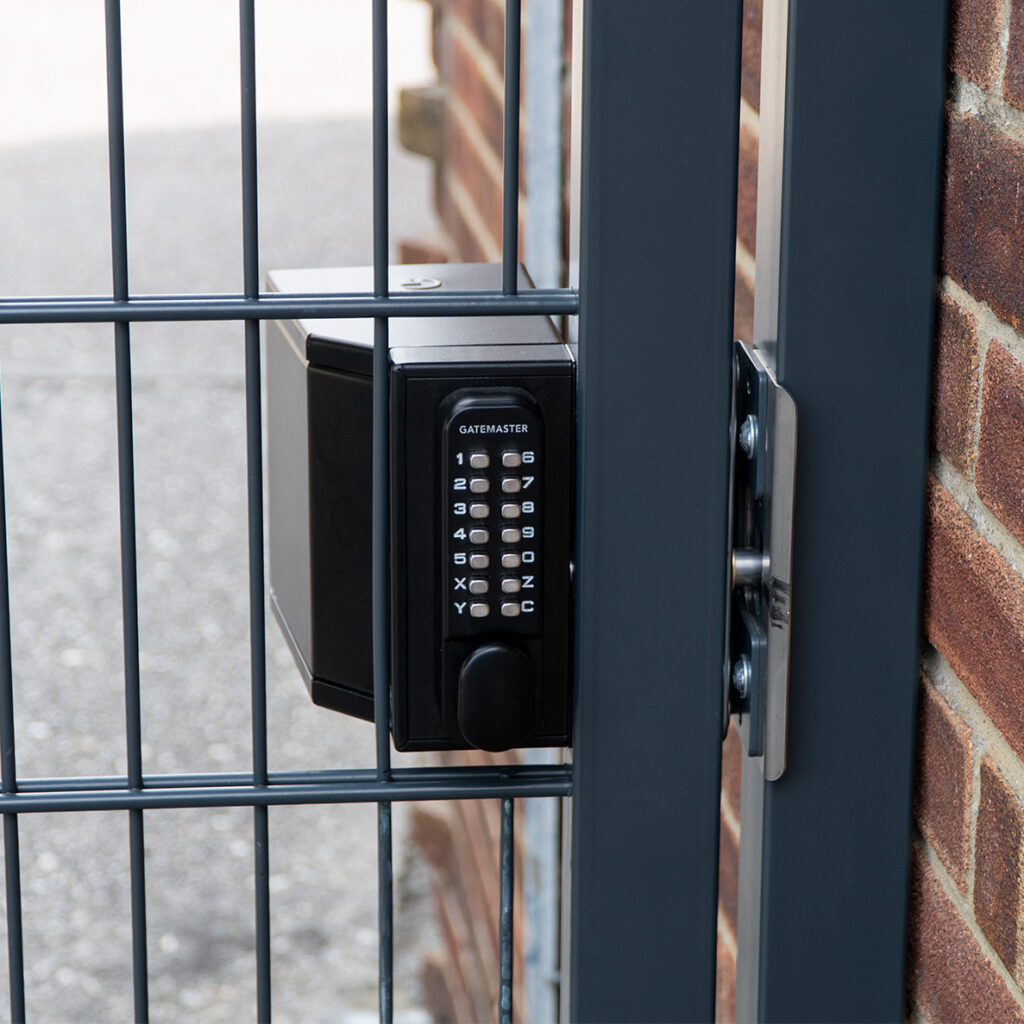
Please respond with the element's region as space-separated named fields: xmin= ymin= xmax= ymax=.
xmin=737 ymin=1 xmax=949 ymax=1019
xmin=569 ymin=1 xmax=743 ymax=1019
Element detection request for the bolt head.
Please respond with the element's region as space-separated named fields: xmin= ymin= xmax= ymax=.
xmin=732 ymin=655 xmax=752 ymax=699
xmin=739 ymin=415 xmax=758 ymax=458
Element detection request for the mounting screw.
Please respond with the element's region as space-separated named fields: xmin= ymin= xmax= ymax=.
xmin=739 ymin=415 xmax=758 ymax=458
xmin=731 ymin=655 xmax=752 ymax=700
xmin=399 ymin=276 xmax=442 ymax=290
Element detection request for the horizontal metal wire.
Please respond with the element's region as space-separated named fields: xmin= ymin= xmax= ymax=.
xmin=0 ymin=290 xmax=578 ymax=325
xmin=0 ymin=764 xmax=572 ymax=813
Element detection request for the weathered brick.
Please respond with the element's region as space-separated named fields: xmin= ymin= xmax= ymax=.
xmin=924 ymin=479 xmax=1024 ymax=762
xmin=721 ymin=719 xmax=742 ymax=820
xmin=977 ymin=342 xmax=1024 ymax=545
xmin=398 ymin=237 xmax=452 ymax=265
xmin=975 ymin=756 xmax=1024 ymax=978
xmin=914 ymin=674 xmax=973 ymax=891
xmin=718 ymin=814 xmax=739 ymax=933
xmin=734 ymin=269 xmax=754 ymax=342
xmin=446 ymin=104 xmax=503 ymax=242
xmin=445 ymin=0 xmax=506 ymax=76
xmin=907 ymin=847 xmax=1024 ymax=1022
xmin=948 ymin=0 xmax=1002 ymax=88
xmin=1006 ymin=0 xmax=1024 ymax=111
xmin=420 ymin=952 xmax=462 ymax=1024
xmin=931 ymin=294 xmax=979 ymax=474
xmin=437 ymin=179 xmax=493 ymax=261
xmin=740 ymin=0 xmax=762 ymax=113
xmin=942 ymin=113 xmax=1024 ymax=334
xmin=447 ymin=28 xmax=505 ymax=162
xmin=716 ymin=930 xmax=737 ymax=1024
xmin=736 ymin=119 xmax=759 ymax=257
xmin=411 ymin=804 xmax=456 ymax=873
xmin=398 ymin=83 xmax=447 ymax=163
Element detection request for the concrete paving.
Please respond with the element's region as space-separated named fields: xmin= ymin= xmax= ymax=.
xmin=0 ymin=2 xmax=442 ymax=1019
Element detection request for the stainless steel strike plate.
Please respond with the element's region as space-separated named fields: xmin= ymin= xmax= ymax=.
xmin=727 ymin=340 xmax=797 ymax=781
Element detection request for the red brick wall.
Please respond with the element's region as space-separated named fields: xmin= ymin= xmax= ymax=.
xmin=411 ymin=752 xmax=527 ymax=1023
xmin=910 ymin=1 xmax=1024 ymax=1019
xmin=399 ymin=0 xmax=572 ymax=266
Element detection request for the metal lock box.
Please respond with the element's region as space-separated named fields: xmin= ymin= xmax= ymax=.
xmin=265 ymin=263 xmax=574 ymax=751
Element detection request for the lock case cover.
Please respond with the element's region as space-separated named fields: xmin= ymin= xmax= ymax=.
xmin=264 ymin=263 xmax=574 ymax=751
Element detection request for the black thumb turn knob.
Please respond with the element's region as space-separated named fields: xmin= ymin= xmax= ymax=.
xmin=457 ymin=643 xmax=537 ymax=751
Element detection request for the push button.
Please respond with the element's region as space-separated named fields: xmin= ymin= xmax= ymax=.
xmin=469 ymin=552 xmax=490 ymax=570
xmin=501 ymin=527 xmax=521 ymax=543
xmin=469 ymin=578 xmax=489 ymax=595
xmin=469 ymin=452 xmax=490 ymax=469
xmin=469 ymin=528 xmax=489 ymax=544
xmin=501 ymin=477 xmax=522 ymax=493
xmin=501 ymin=578 xmax=521 ymax=594
xmin=469 ymin=503 xmax=489 ymax=519
xmin=501 ymin=503 xmax=521 ymax=519
xmin=469 ymin=478 xmax=490 ymax=493
xmin=501 ymin=451 xmax=522 ymax=468
xmin=500 ymin=602 xmax=521 ymax=617
xmin=501 ymin=552 xmax=521 ymax=569
xmin=470 ymin=602 xmax=490 ymax=618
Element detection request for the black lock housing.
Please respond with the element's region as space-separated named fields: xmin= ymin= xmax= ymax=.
xmin=265 ymin=263 xmax=574 ymax=751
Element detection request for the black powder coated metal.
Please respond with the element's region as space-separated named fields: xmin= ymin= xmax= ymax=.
xmin=0 ymin=394 xmax=24 ymax=1023
xmin=0 ymin=290 xmax=579 ymax=324
xmin=741 ymin=1 xmax=949 ymax=1019
xmin=238 ymin=2 xmax=273 ymax=1019
xmin=502 ymin=0 xmax=522 ymax=296
xmin=499 ymin=797 xmax=515 ymax=1024
xmin=569 ymin=0 xmax=742 ymax=1020
xmin=370 ymin=2 xmax=395 ymax=1018
xmin=264 ymin=264 xmax=575 ymax=752
xmin=103 ymin=1 xmax=149 ymax=1017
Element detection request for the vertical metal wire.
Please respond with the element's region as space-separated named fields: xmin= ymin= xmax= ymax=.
xmin=499 ymin=798 xmax=515 ymax=1024
xmin=0 ymin=391 xmax=26 ymax=1022
xmin=238 ymin=3 xmax=272 ymax=1020
xmin=371 ymin=1 xmax=394 ymax=1020
xmin=499 ymin=8 xmax=522 ymax=1010
xmin=502 ymin=0 xmax=522 ymax=295
xmin=103 ymin=3 xmax=149 ymax=1018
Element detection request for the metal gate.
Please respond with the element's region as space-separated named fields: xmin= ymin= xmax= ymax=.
xmin=0 ymin=0 xmax=950 ymax=1021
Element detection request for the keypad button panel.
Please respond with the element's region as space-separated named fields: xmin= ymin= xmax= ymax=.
xmin=444 ymin=398 xmax=542 ymax=638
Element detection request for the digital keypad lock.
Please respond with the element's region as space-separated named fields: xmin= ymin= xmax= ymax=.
xmin=265 ymin=263 xmax=574 ymax=751
xmin=444 ymin=394 xmax=541 ymax=635
xmin=442 ymin=393 xmax=546 ymax=749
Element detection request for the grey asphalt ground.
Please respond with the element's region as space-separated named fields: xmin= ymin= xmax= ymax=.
xmin=0 ymin=3 xmax=442 ymax=1020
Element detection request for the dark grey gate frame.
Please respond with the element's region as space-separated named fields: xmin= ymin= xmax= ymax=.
xmin=736 ymin=1 xmax=949 ymax=1021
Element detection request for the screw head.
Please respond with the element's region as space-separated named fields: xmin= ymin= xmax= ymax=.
xmin=399 ymin=276 xmax=442 ymax=290
xmin=732 ymin=655 xmax=752 ymax=699
xmin=739 ymin=415 xmax=758 ymax=458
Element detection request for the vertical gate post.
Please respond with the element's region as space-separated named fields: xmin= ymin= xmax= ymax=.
xmin=569 ymin=2 xmax=743 ymax=1020
xmin=738 ymin=1 xmax=949 ymax=1019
